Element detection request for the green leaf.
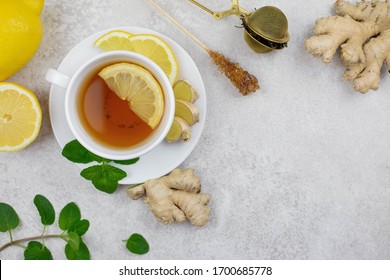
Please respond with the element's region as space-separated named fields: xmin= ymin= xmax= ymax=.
xmin=80 ymin=165 xmax=127 ymax=194
xmin=67 ymin=232 xmax=80 ymax=251
xmin=89 ymin=153 xmax=111 ymax=163
xmin=68 ymin=219 xmax=90 ymax=236
xmin=113 ymin=158 xmax=140 ymax=165
xmin=126 ymin=233 xmax=149 ymax=255
xmin=62 ymin=140 xmax=109 ymax=164
xmin=65 ymin=240 xmax=91 ymax=260
xmin=33 ymin=195 xmax=55 ymax=226
xmin=0 ymin=203 xmax=19 ymax=232
xmin=59 ymin=202 xmax=81 ymax=231
xmin=24 ymin=241 xmax=53 ymax=260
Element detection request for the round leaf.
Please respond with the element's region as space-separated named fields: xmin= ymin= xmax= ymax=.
xmin=0 ymin=202 xmax=19 ymax=232
xmin=126 ymin=233 xmax=149 ymax=255
xmin=24 ymin=241 xmax=53 ymax=260
xmin=33 ymin=195 xmax=55 ymax=225
xmin=59 ymin=202 xmax=81 ymax=231
xmin=67 ymin=232 xmax=80 ymax=251
xmin=62 ymin=140 xmax=109 ymax=164
xmin=65 ymin=240 xmax=91 ymax=260
xmin=68 ymin=219 xmax=90 ymax=236
xmin=80 ymin=165 xmax=126 ymax=194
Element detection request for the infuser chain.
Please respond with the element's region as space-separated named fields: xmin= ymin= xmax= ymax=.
xmin=188 ymin=0 xmax=249 ymax=20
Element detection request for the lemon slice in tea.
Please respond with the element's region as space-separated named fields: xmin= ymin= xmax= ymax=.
xmin=0 ymin=82 xmax=42 ymax=152
xmin=98 ymin=63 xmax=164 ymax=129
xmin=93 ymin=30 xmax=134 ymax=51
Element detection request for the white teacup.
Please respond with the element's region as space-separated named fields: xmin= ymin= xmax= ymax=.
xmin=46 ymin=51 xmax=175 ymax=160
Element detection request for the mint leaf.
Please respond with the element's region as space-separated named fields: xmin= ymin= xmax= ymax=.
xmin=59 ymin=202 xmax=81 ymax=231
xmin=62 ymin=140 xmax=109 ymax=164
xmin=65 ymin=240 xmax=91 ymax=260
xmin=24 ymin=241 xmax=53 ymax=260
xmin=126 ymin=233 xmax=149 ymax=255
xmin=80 ymin=165 xmax=127 ymax=194
xmin=33 ymin=195 xmax=55 ymax=226
xmin=68 ymin=219 xmax=90 ymax=236
xmin=90 ymin=154 xmax=111 ymax=163
xmin=113 ymin=158 xmax=139 ymax=165
xmin=67 ymin=232 xmax=80 ymax=251
xmin=0 ymin=202 xmax=19 ymax=232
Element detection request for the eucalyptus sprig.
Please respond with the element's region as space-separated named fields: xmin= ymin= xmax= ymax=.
xmin=62 ymin=140 xmax=139 ymax=194
xmin=0 ymin=195 xmax=90 ymax=260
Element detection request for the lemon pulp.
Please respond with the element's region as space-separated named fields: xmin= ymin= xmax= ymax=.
xmin=98 ymin=63 xmax=164 ymax=129
xmin=93 ymin=30 xmax=134 ymax=51
xmin=0 ymin=82 xmax=42 ymax=152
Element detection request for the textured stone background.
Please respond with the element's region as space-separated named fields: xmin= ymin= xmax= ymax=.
xmin=1 ymin=0 xmax=390 ymax=259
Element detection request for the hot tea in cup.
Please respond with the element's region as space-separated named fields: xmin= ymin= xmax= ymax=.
xmin=46 ymin=51 xmax=175 ymax=160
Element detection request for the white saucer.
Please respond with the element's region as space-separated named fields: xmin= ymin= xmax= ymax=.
xmin=49 ymin=26 xmax=206 ymax=184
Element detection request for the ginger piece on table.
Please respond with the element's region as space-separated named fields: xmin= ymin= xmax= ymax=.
xmin=127 ymin=168 xmax=210 ymax=227
xmin=305 ymin=0 xmax=390 ymax=93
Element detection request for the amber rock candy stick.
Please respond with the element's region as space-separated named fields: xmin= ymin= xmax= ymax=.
xmin=208 ymin=50 xmax=259 ymax=95
xmin=148 ymin=0 xmax=260 ymax=96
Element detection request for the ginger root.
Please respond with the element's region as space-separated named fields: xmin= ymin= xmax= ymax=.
xmin=305 ymin=0 xmax=390 ymax=93
xmin=127 ymin=168 xmax=210 ymax=227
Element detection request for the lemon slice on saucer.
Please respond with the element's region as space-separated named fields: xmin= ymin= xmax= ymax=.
xmin=128 ymin=34 xmax=178 ymax=84
xmin=0 ymin=82 xmax=42 ymax=152
xmin=94 ymin=31 xmax=178 ymax=85
xmin=93 ymin=30 xmax=134 ymax=51
xmin=98 ymin=63 xmax=164 ymax=129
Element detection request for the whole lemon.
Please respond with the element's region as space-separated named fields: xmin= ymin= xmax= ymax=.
xmin=0 ymin=0 xmax=44 ymax=81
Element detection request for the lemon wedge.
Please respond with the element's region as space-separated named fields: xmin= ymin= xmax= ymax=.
xmin=129 ymin=34 xmax=178 ymax=84
xmin=93 ymin=30 xmax=134 ymax=51
xmin=98 ymin=63 xmax=164 ymax=129
xmin=0 ymin=82 xmax=42 ymax=152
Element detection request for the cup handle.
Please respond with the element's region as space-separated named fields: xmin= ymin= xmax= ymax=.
xmin=45 ymin=68 xmax=71 ymax=88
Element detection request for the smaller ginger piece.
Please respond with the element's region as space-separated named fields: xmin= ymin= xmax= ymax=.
xmin=166 ymin=117 xmax=191 ymax=142
xmin=127 ymin=168 xmax=210 ymax=227
xmin=166 ymin=80 xmax=200 ymax=143
xmin=305 ymin=0 xmax=390 ymax=93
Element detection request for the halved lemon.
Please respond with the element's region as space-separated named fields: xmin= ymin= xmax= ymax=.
xmin=129 ymin=34 xmax=178 ymax=84
xmin=98 ymin=63 xmax=164 ymax=129
xmin=93 ymin=30 xmax=134 ymax=51
xmin=0 ymin=82 xmax=42 ymax=152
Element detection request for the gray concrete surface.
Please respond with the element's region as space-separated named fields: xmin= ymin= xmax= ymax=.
xmin=1 ymin=0 xmax=390 ymax=259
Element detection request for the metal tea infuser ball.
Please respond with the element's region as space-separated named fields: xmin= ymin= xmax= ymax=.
xmin=188 ymin=0 xmax=290 ymax=53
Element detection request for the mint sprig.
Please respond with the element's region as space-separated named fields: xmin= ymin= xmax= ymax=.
xmin=80 ymin=165 xmax=127 ymax=193
xmin=0 ymin=195 xmax=91 ymax=260
xmin=62 ymin=140 xmax=139 ymax=194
